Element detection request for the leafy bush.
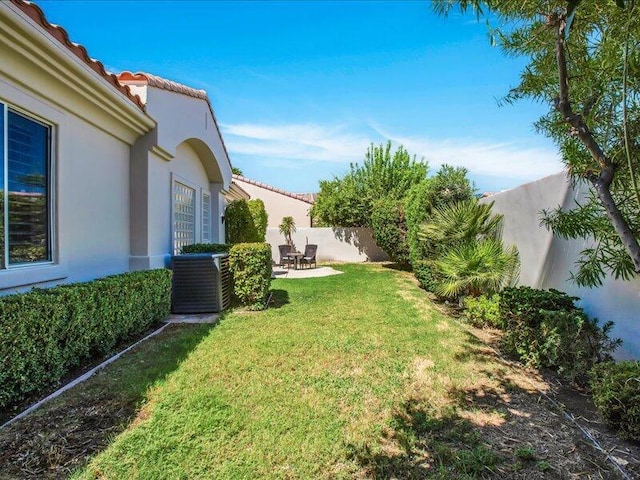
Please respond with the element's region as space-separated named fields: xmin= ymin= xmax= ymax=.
xmin=591 ymin=361 xmax=640 ymax=441
xmin=500 ymin=286 xmax=576 ymax=322
xmin=248 ymin=199 xmax=268 ymax=242
xmin=404 ymin=179 xmax=432 ymax=266
xmin=464 ymin=294 xmax=501 ymax=328
xmin=0 ymin=269 xmax=172 ymax=408
xmin=412 ymin=260 xmax=437 ymax=291
xmin=499 ymin=287 xmax=619 ymax=380
xmin=181 ymin=243 xmax=229 ymax=254
xmin=225 ymin=199 xmax=266 ymax=244
xmin=229 ymin=243 xmax=272 ymax=310
xmin=370 ymin=197 xmax=410 ymax=266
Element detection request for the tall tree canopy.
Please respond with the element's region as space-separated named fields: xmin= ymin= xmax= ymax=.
xmin=311 ymin=141 xmax=428 ymax=227
xmin=435 ymin=0 xmax=640 ymax=287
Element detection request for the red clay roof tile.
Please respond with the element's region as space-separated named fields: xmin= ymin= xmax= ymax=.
xmin=118 ymin=72 xmax=209 ymax=101
xmin=11 ymin=0 xmax=146 ymax=111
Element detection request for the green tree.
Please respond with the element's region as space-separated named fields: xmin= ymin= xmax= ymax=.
xmin=247 ymin=199 xmax=268 ymax=242
xmin=370 ymin=197 xmax=410 ymax=265
xmin=231 ymin=166 xmax=243 ymax=176
xmin=225 ymin=199 xmax=264 ymax=244
xmin=311 ymin=141 xmax=428 ymax=227
xmin=434 ymin=0 xmax=640 ymax=287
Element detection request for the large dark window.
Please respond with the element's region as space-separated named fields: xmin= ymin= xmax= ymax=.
xmin=0 ymin=103 xmax=52 ymax=267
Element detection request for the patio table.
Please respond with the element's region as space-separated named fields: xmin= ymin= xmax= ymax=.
xmin=288 ymin=252 xmax=304 ymax=270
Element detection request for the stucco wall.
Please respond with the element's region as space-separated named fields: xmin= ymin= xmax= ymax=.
xmin=234 ymin=179 xmax=312 ymax=228
xmin=484 ymin=171 xmax=640 ymax=359
xmin=266 ymin=227 xmax=389 ymax=264
xmin=0 ymin=57 xmax=137 ymax=292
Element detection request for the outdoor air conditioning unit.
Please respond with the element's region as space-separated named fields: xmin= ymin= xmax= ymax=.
xmin=171 ymin=253 xmax=231 ymax=313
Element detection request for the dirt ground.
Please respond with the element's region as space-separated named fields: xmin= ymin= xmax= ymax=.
xmin=0 ymin=325 xmax=639 ymax=479
xmin=459 ymin=327 xmax=640 ymax=479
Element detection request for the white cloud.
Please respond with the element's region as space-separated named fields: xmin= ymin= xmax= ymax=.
xmin=373 ymin=127 xmax=563 ymax=180
xmin=221 ymin=123 xmax=370 ymax=163
xmin=221 ymin=121 xmax=564 ymax=182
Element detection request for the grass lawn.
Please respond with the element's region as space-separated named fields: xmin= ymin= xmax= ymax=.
xmin=1 ymin=263 xmax=624 ymax=479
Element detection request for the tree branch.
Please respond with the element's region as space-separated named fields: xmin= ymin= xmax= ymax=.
xmin=551 ymin=8 xmax=640 ymax=273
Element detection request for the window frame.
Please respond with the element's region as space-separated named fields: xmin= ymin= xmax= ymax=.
xmin=201 ymin=189 xmax=211 ymax=243
xmin=1 ymin=101 xmax=56 ymax=270
xmin=171 ymin=174 xmax=198 ymax=255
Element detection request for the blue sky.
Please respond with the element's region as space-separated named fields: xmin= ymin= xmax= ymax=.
xmin=39 ymin=0 xmax=562 ymax=194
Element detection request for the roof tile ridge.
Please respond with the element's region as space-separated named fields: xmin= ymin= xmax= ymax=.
xmin=232 ymin=174 xmax=314 ymax=204
xmin=119 ymin=71 xmax=208 ymax=101
xmin=11 ymin=1 xmax=145 ymax=111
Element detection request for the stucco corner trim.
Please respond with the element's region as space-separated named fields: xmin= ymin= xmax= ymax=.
xmin=151 ymin=145 xmax=174 ymax=162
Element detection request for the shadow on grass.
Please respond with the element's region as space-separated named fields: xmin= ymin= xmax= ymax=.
xmin=0 ymin=321 xmax=215 ymax=479
xmin=268 ymin=289 xmax=290 ymax=309
xmin=381 ymin=262 xmax=413 ymax=272
xmin=348 ymin=330 xmax=621 ymax=480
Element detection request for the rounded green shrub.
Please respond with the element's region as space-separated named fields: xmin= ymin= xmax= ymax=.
xmin=463 ymin=294 xmax=501 ymax=328
xmin=229 ymin=243 xmax=272 ymax=310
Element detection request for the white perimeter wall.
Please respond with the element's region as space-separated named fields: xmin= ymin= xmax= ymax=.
xmin=484 ymin=171 xmax=640 ymax=359
xmin=266 ymin=227 xmax=389 ymax=263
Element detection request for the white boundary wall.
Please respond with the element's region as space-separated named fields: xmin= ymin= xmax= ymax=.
xmin=483 ymin=171 xmax=640 ymax=359
xmin=266 ymin=227 xmax=389 ymax=264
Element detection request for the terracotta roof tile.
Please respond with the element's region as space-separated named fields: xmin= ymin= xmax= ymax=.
xmin=233 ymin=175 xmax=315 ymax=204
xmin=118 ymin=72 xmax=208 ymax=101
xmin=10 ymin=0 xmax=146 ymax=111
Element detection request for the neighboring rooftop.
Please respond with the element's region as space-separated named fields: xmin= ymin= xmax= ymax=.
xmin=11 ymin=0 xmax=146 ymax=110
xmin=233 ymin=175 xmax=315 ymax=204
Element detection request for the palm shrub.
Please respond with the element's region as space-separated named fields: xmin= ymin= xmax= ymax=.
xmin=279 ymin=216 xmax=296 ymax=249
xmin=419 ymin=199 xmax=519 ymax=299
xmin=433 ymin=238 xmax=519 ymax=299
xmin=419 ymin=199 xmax=503 ymax=250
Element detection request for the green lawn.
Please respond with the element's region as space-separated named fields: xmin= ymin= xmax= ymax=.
xmin=67 ymin=264 xmax=594 ymax=479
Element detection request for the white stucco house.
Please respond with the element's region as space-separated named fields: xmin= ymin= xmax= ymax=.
xmin=232 ymin=174 xmax=314 ymax=228
xmin=0 ymin=0 xmax=233 ymax=293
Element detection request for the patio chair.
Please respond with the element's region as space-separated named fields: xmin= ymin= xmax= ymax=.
xmin=278 ymin=244 xmax=294 ymax=269
xmin=300 ymin=244 xmax=317 ymax=269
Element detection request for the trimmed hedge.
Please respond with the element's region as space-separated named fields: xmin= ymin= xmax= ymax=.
xmin=0 ymin=269 xmax=172 ymax=409
xmin=229 ymin=243 xmax=272 ymax=310
xmin=591 ymin=361 xmax=640 ymax=441
xmin=181 ymin=243 xmax=230 ymax=254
